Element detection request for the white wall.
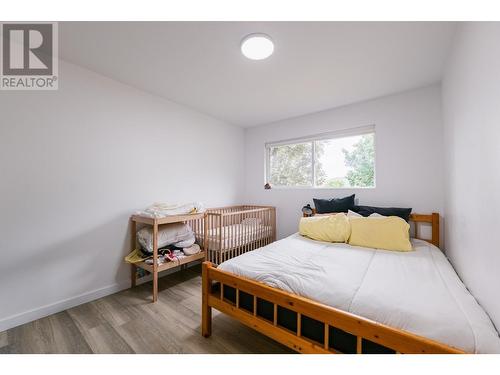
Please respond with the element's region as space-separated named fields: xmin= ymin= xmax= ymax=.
xmin=244 ymin=85 xmax=444 ymax=239
xmin=0 ymin=61 xmax=244 ymax=330
xmin=442 ymin=23 xmax=500 ymax=331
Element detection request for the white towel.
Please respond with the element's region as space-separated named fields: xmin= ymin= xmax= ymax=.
xmin=136 ymin=202 xmax=205 ymax=218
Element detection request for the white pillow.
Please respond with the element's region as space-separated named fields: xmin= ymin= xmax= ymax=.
xmin=346 ymin=211 xmax=385 ymax=220
xmin=347 ymin=209 xmax=362 ymax=218
xmin=241 ymin=217 xmax=262 ymax=226
xmin=369 ymin=213 xmax=386 ymax=218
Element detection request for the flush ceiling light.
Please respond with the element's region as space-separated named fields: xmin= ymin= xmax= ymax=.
xmin=241 ymin=33 xmax=274 ymax=60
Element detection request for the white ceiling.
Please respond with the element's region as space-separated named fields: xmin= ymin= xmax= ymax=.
xmin=60 ymin=22 xmax=456 ymax=127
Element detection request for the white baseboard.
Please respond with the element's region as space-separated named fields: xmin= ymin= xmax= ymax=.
xmin=0 ymin=261 xmax=201 ymax=333
xmin=0 ymin=281 xmax=130 ymax=333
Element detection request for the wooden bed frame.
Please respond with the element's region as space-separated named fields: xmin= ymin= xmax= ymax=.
xmin=201 ymin=212 xmax=465 ymax=354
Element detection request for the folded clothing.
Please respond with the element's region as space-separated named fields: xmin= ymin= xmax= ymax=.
xmin=145 ymin=255 xmax=168 ymax=265
xmin=137 ymin=222 xmax=195 ymax=254
xmin=183 ymin=243 xmax=201 ymax=255
xmin=124 ymin=249 xmax=148 ymax=264
xmin=135 ymin=202 xmax=205 ymax=218
xmin=174 ymin=237 xmax=196 ymax=248
xmin=143 ymin=246 xmax=200 ymax=264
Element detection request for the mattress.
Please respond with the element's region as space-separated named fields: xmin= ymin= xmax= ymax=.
xmin=218 ymin=233 xmax=500 ymax=353
xmin=205 ymin=224 xmax=272 ymax=251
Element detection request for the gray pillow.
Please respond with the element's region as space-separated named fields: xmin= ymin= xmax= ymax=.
xmin=313 ymin=194 xmax=356 ymax=214
xmin=353 ymin=205 xmax=412 ymax=222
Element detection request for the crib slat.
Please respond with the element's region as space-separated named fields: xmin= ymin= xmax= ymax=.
xmin=230 ymin=216 xmax=234 ymax=261
xmin=219 ymin=215 xmax=222 ymax=264
xmin=243 ymin=212 xmax=249 ymax=256
xmin=223 ymin=216 xmax=226 ymax=264
xmin=239 ymin=213 xmax=243 ymax=257
xmin=257 ymin=210 xmax=262 ymax=249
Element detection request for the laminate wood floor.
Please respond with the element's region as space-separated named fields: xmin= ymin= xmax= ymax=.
xmin=0 ymin=265 xmax=293 ymax=354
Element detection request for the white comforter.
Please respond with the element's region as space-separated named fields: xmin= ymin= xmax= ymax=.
xmin=218 ymin=233 xmax=500 ymax=353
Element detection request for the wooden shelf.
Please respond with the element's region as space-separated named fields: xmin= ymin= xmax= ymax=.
xmin=130 ymin=211 xmax=208 ymax=303
xmin=136 ymin=251 xmax=206 ymax=273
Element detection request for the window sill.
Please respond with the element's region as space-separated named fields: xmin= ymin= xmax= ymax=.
xmin=264 ymin=186 xmax=376 ymax=190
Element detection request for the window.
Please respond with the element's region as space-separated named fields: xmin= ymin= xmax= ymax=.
xmin=266 ymin=126 xmax=375 ymax=188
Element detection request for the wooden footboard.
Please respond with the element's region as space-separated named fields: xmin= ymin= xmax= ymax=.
xmin=201 ymin=262 xmax=465 ymax=354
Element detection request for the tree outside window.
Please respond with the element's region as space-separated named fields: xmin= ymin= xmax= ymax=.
xmin=267 ymin=131 xmax=375 ymax=188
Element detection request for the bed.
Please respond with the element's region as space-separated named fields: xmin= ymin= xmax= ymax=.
xmin=201 ymin=213 xmax=500 ymax=354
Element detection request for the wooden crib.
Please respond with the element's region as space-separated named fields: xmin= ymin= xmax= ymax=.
xmin=196 ymin=205 xmax=276 ymax=265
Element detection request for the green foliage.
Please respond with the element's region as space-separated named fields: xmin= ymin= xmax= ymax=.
xmin=324 ymin=177 xmax=347 ymax=188
xmin=268 ymin=134 xmax=374 ymax=188
xmin=342 ymin=134 xmax=375 ymax=187
xmin=269 ymin=143 xmax=312 ymax=186
xmin=314 ymin=142 xmax=326 ymax=185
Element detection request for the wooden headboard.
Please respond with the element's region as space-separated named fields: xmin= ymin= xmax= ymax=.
xmin=304 ymin=209 xmax=440 ymax=248
xmin=409 ymin=213 xmax=440 ymax=248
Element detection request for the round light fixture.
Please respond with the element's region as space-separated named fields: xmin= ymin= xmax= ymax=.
xmin=241 ymin=33 xmax=274 ymax=60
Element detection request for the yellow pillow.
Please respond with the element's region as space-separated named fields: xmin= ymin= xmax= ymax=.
xmin=299 ymin=213 xmax=350 ymax=243
xmin=348 ymin=216 xmax=412 ymax=251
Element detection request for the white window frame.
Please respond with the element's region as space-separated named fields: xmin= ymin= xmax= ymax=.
xmin=265 ymin=125 xmax=376 ymax=189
